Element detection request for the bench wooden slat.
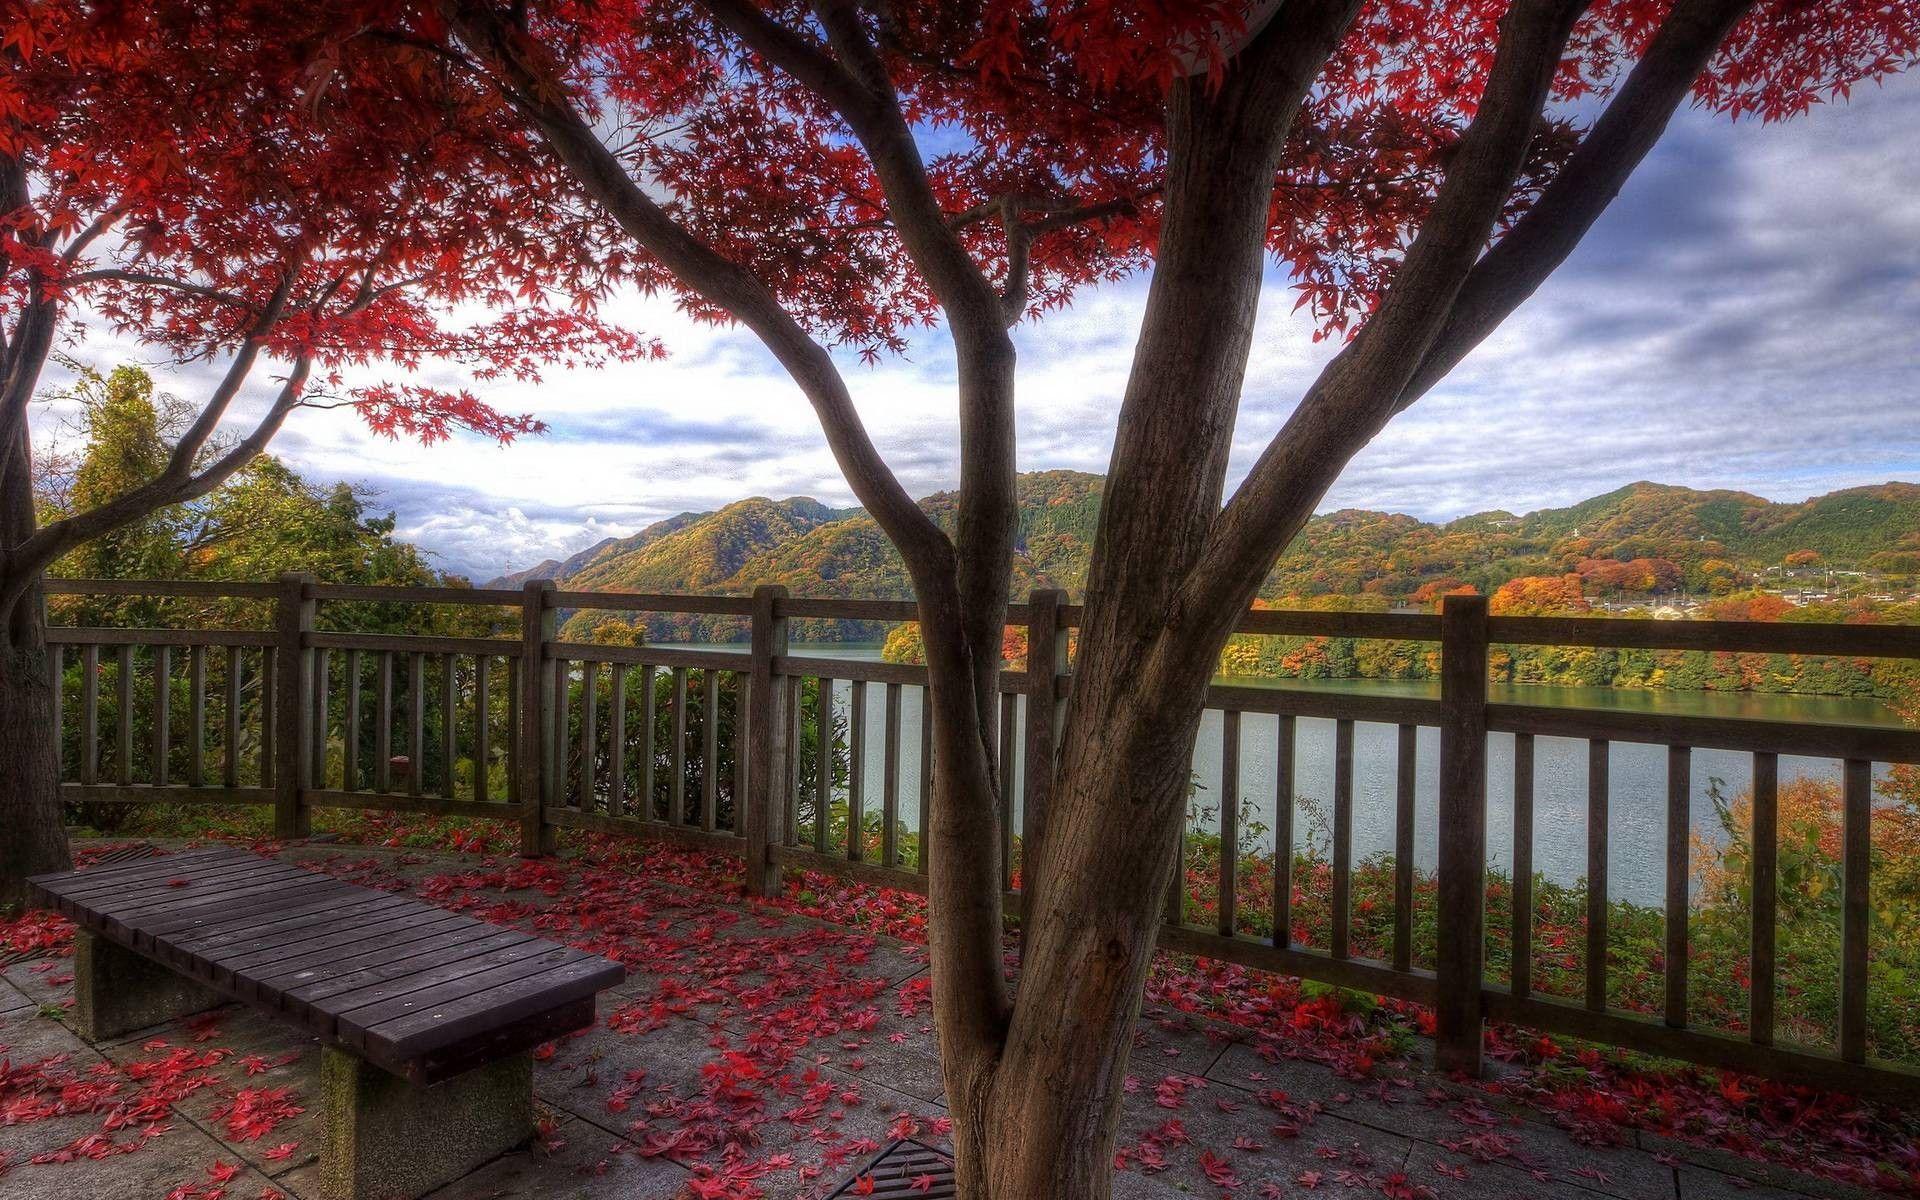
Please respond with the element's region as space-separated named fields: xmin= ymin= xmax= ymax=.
xmin=279 ymin=929 xmax=537 ymax=1016
xmin=28 ymin=848 xmax=624 ymax=1085
xmin=214 ymin=909 xmax=482 ymax=983
xmin=69 ymin=858 xmax=311 ymax=910
xmin=317 ymin=936 xmax=570 ymax=1021
xmin=173 ymin=893 xmax=422 ymax=955
xmin=53 ymin=861 xmax=291 ymax=909
xmin=120 ymin=876 xmax=352 ymax=936
xmin=361 ymin=956 xmax=626 ymax=1059
xmin=335 ymin=945 xmax=588 ymax=1046
xmin=53 ymin=848 xmax=232 ymax=887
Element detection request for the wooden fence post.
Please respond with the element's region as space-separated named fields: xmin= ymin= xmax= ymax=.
xmin=1435 ymin=592 xmax=1489 ymax=1076
xmin=1021 ymin=588 xmax=1068 ymax=900
xmin=273 ymin=572 xmax=315 ymax=839
xmin=518 ymin=580 xmax=557 ymax=856
xmin=743 ymin=584 xmax=789 ymax=896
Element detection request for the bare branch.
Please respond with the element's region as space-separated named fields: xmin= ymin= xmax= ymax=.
xmin=6 ymin=352 xmax=317 ymax=597
xmin=444 ymin=0 xmax=954 ymax=588
xmin=59 ymin=269 xmax=256 ymax=310
xmin=1173 ymin=0 xmax=1592 ymax=658
xmin=1390 ymin=0 xmax=1759 ymax=414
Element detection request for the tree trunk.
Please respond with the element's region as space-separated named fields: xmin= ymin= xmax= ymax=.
xmin=1 ymin=419 xmax=70 ymax=910
xmin=0 ymin=578 xmax=68 ymax=910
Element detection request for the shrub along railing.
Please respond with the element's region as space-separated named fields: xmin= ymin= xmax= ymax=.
xmin=39 ymin=576 xmax=1920 ymax=1101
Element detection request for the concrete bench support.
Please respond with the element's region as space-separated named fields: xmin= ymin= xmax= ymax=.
xmin=72 ymin=929 xmax=225 ymax=1040
xmin=319 ymin=1046 xmax=536 ymax=1200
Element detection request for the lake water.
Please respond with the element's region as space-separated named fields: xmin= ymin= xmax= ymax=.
xmin=689 ymin=643 xmax=1903 ymax=905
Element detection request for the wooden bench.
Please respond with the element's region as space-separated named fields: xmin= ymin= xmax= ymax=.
xmin=30 ymin=847 xmax=626 ymax=1200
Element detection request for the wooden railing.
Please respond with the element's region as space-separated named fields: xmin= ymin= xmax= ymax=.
xmin=39 ymin=576 xmax=1920 ymax=1101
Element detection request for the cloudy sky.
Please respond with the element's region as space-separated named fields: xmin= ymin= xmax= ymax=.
xmin=41 ymin=74 xmax=1920 ymax=583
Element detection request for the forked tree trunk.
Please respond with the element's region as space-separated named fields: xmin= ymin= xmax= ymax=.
xmin=1 ymin=420 xmax=71 ymax=908
xmin=0 ymin=574 xmax=69 ymax=909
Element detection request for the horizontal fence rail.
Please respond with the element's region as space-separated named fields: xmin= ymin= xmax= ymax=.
xmin=40 ymin=575 xmax=1920 ymax=1102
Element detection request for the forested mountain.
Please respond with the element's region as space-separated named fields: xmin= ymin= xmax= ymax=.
xmin=518 ymin=473 xmax=1920 ymax=643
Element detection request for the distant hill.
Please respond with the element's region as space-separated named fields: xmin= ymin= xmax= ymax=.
xmin=503 ymin=474 xmax=1920 ymax=642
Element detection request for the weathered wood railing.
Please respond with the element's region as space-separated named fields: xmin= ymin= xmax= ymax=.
xmin=40 ymin=577 xmax=1920 ymax=1101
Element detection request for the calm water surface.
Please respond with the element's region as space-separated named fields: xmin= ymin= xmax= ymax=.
xmin=678 ymin=642 xmax=1902 ymax=905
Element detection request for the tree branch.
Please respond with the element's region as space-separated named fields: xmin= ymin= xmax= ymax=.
xmin=3 ymin=350 xmax=316 ymax=604
xmin=59 ymin=269 xmax=257 ymax=311
xmin=443 ymin=0 xmax=954 ymax=589
xmin=1173 ymin=0 xmax=1592 ymax=659
xmin=1389 ymin=0 xmax=1759 ymax=413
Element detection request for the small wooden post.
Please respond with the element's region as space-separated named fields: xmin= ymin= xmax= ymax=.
xmin=744 ymin=585 xmax=790 ymax=896
xmin=1021 ymin=588 xmax=1068 ymax=901
xmin=273 ymin=572 xmax=315 ymax=839
xmin=518 ymin=580 xmax=557 ymax=856
xmin=1435 ymin=593 xmax=1488 ymax=1076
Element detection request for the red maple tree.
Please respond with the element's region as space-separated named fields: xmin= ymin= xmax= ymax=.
xmin=0 ymin=0 xmax=654 ymax=896
xmin=10 ymin=2 xmax=1919 ymax=1196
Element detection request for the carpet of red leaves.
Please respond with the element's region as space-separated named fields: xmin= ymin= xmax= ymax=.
xmin=2 ymin=826 xmax=1917 ymax=1198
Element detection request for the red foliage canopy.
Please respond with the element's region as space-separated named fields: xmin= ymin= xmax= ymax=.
xmin=221 ymin=0 xmax=1920 ymax=359
xmin=0 ymin=0 xmax=658 ymax=461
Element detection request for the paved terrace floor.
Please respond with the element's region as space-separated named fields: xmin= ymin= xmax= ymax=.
xmin=0 ymin=839 xmax=1887 ymax=1200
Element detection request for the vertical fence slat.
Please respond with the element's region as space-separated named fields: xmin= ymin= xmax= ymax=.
xmin=732 ymin=672 xmax=749 ymax=835
xmin=640 ymin=665 xmax=658 ymax=820
xmin=1435 ymin=593 xmax=1489 ymax=1076
xmin=345 ymin=649 xmax=362 ymax=791
xmin=223 ymin=647 xmax=242 ymax=790
xmin=579 ymin=660 xmax=598 ymax=812
xmin=1392 ymin=723 xmax=1417 ymax=973
xmin=188 ymin=644 xmax=205 ymax=787
xmin=744 ymin=585 xmax=789 ymax=891
xmin=375 ymin=651 xmax=394 ymax=794
xmin=152 ymin=645 xmax=170 ymax=787
xmin=80 ymin=643 xmax=98 ymax=785
xmin=1274 ymin=714 xmax=1295 ymax=950
xmin=260 ymin=646 xmax=276 ymax=789
xmin=1331 ymin=718 xmax=1355 ymax=961
xmin=786 ymin=675 xmax=802 ymax=846
xmin=49 ymin=642 xmax=64 ymax=783
xmin=703 ymin=670 xmax=721 ymax=833
xmin=814 ymin=678 xmax=831 ymax=853
xmin=882 ymin=682 xmax=901 ymax=869
xmin=440 ymin=654 xmax=457 ymax=799
xmin=114 ymin=644 xmax=133 ymax=785
xmin=1750 ymin=751 xmax=1778 ymax=1046
xmin=999 ymin=691 xmax=1016 ymax=891
xmin=608 ymin=664 xmax=626 ymax=818
xmin=1665 ymin=745 xmax=1692 ymax=1029
xmin=407 ymin=652 xmax=425 ymax=799
xmin=474 ymin=655 xmax=491 ymax=804
xmin=1218 ymin=710 xmax=1240 ymax=939
xmin=670 ymin=667 xmax=689 ymax=826
xmin=1840 ymin=758 xmax=1872 ymax=1064
xmin=847 ymin=680 xmax=866 ymax=861
xmin=274 ymin=573 xmax=314 ymax=837
xmin=1512 ymin=733 xmax=1535 ymax=1001
xmin=311 ymin=650 xmax=330 ymax=790
xmin=1586 ymin=739 xmax=1611 ymax=1013
xmin=551 ymin=659 xmax=569 ymax=808
xmin=918 ymin=686 xmax=932 ymax=875
xmin=518 ymin=580 xmax=556 ymax=855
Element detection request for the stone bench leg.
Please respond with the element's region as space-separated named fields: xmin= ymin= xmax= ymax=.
xmin=319 ymin=1047 xmax=535 ymax=1200
xmin=71 ymin=930 xmax=225 ymax=1041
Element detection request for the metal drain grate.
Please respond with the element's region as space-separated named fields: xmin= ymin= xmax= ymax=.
xmin=83 ymin=841 xmax=167 ymax=867
xmin=827 ymin=1140 xmax=956 ymax=1198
